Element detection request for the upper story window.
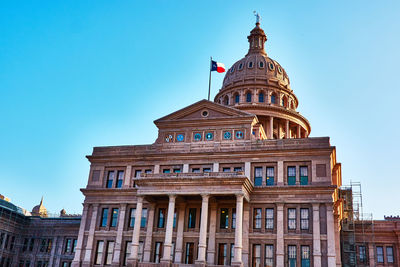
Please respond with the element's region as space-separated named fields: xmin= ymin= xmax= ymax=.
xmin=105 ymin=169 xmax=125 ymax=188
xmin=238 ymin=63 xmax=243 ymax=70
xmin=248 ymin=61 xmax=253 ymax=68
xmin=163 ymin=169 xmax=170 ymax=174
xmin=188 ymin=208 xmax=196 ymax=229
xmin=230 ymin=66 xmax=235 ymax=73
xmin=265 ymin=208 xmax=274 ymax=230
xmin=105 ymin=241 xmax=115 ymax=265
xmin=387 ymin=246 xmax=394 ymax=263
xmin=288 ymin=167 xmax=296 ymax=185
xmin=376 ymin=246 xmax=384 ymax=263
xmin=271 ymin=94 xmax=276 ymax=104
xmin=158 ymin=208 xmax=166 ymax=228
xmin=223 ymin=167 xmax=230 ymax=172
xmin=288 ymin=208 xmax=296 ymax=230
xmin=116 ymin=171 xmax=124 ymax=188
xmin=254 ymin=167 xmax=262 ymax=186
xmin=258 ymin=92 xmax=264 ymax=103
xmin=246 ymin=92 xmax=252 ymax=102
xmin=95 ymin=241 xmax=104 ymax=265
xmin=232 ymin=209 xmax=236 ymax=229
xmin=100 ymin=208 xmax=109 ymax=227
xmin=234 ymin=94 xmax=240 ymax=103
xmin=300 ymin=166 xmax=308 ymax=185
xmin=65 ymin=239 xmax=72 ymax=253
xmin=220 ymin=208 xmax=229 ymax=229
xmin=253 ymin=208 xmax=262 ymax=229
xmin=288 ymin=245 xmax=296 ymax=266
xmin=252 ymin=244 xmax=261 ymax=267
xmin=259 ymin=61 xmax=264 ymax=68
xmin=300 ymin=208 xmax=309 ymax=230
xmin=301 ymin=246 xmax=310 ymax=266
xmin=106 ymin=171 xmax=114 ymax=188
xmin=358 ymin=246 xmax=366 ymax=263
xmin=266 ymin=167 xmax=275 ymax=186
xmin=111 ymin=208 xmax=119 ymax=227
xmin=265 ymin=245 xmax=274 ymax=266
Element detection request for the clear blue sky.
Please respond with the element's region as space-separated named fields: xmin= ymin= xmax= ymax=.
xmin=1 ymin=1 xmax=399 ymax=218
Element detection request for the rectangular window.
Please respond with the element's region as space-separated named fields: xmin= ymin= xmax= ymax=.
xmin=220 ymin=208 xmax=229 ymax=229
xmin=173 ymin=168 xmax=181 ymax=173
xmin=301 ymin=246 xmax=310 ymax=267
xmin=129 ymin=208 xmax=136 ymax=227
xmin=232 ymin=208 xmax=236 ymax=229
xmin=203 ymin=168 xmax=211 ymax=172
xmin=300 ymin=208 xmax=309 ymax=230
xmin=124 ymin=241 xmax=131 ymax=266
xmin=145 ymin=169 xmax=152 ymax=174
xmin=234 ymin=167 xmax=242 ymax=172
xmin=116 ymin=170 xmax=124 ymax=188
xmin=188 ymin=208 xmax=196 ymax=228
xmin=359 ymin=246 xmax=366 ymax=263
xmin=158 ymin=208 xmax=166 ymax=228
xmin=72 ymin=239 xmax=77 ymax=253
xmin=105 ymin=241 xmax=115 ymax=265
xmin=230 ymin=243 xmax=235 ymax=264
xmin=223 ymin=167 xmax=231 ymax=172
xmin=185 ymin=242 xmax=194 ymax=264
xmin=173 ymin=210 xmax=177 ymax=228
xmin=252 ymin=244 xmax=261 ymax=267
xmin=218 ymin=243 xmax=228 ymax=265
xmin=192 ymin=168 xmax=200 ymax=173
xmin=254 ymin=208 xmax=262 ymax=229
xmin=111 ymin=208 xmax=119 ymax=227
xmin=154 ymin=242 xmax=163 ymax=263
xmin=101 ymin=208 xmax=109 ymax=227
xmin=266 ymin=167 xmax=274 ymax=186
xmin=134 ymin=170 xmax=142 ymax=178
xmin=141 ymin=208 xmax=148 ymax=227
xmin=254 ymin=167 xmax=263 ymax=186
xmin=288 ymin=166 xmax=296 ymax=185
xmin=376 ymin=246 xmax=384 ymax=263
xmin=288 ymin=245 xmax=297 ymax=267
xmin=300 ymin=166 xmax=308 ymax=185
xmin=162 ymin=169 xmax=170 ymax=173
xmin=387 ymin=246 xmax=394 ymax=263
xmin=265 ymin=208 xmax=274 ymax=230
xmin=265 ymin=244 xmax=274 ymax=267
xmin=106 ymin=171 xmax=114 ymax=188
xmin=288 ymin=208 xmax=296 ymax=230
xmin=95 ymin=241 xmax=104 ymax=265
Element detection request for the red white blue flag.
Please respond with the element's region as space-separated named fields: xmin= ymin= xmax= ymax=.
xmin=211 ymin=60 xmax=225 ymax=73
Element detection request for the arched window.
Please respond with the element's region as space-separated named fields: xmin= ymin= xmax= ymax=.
xmin=234 ymin=93 xmax=240 ymax=104
xmin=246 ymin=92 xmax=252 ymax=103
xmin=259 ymin=92 xmax=264 ymax=103
xmin=224 ymin=96 xmax=229 ymax=105
xmin=271 ymin=94 xmax=276 ymax=104
xmin=282 ymin=96 xmax=287 ymax=107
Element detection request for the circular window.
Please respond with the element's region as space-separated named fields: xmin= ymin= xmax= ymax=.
xmin=278 ymin=66 xmax=282 ymax=73
xmin=194 ymin=133 xmax=202 ymax=141
xmin=230 ymin=67 xmax=235 ymax=73
xmin=176 ymin=134 xmax=184 ymax=142
xmin=201 ymin=110 xmax=209 ymax=117
xmin=268 ymin=62 xmax=275 ymax=70
xmin=223 ymin=131 xmax=232 ymax=140
xmin=205 ymin=132 xmax=213 ymax=141
xmin=248 ymin=62 xmax=253 ymax=68
xmin=238 ymin=63 xmax=243 ymax=70
xmin=259 ymin=61 xmax=264 ymax=68
xmin=235 ymin=131 xmax=244 ymax=139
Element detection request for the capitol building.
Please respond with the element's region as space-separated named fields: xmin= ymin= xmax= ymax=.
xmin=0 ymin=20 xmax=399 ymax=267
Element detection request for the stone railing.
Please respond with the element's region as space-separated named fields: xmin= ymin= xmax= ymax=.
xmin=138 ymin=171 xmax=245 ymax=179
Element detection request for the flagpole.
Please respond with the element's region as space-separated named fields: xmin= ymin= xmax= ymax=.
xmin=208 ymin=56 xmax=212 ymax=101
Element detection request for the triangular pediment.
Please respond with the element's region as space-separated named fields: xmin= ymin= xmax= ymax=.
xmin=154 ymin=99 xmax=254 ymax=125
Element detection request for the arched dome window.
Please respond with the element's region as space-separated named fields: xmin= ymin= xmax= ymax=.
xmin=234 ymin=93 xmax=240 ymax=104
xmin=246 ymin=92 xmax=252 ymax=103
xmin=224 ymin=95 xmax=229 ymax=105
xmin=271 ymin=93 xmax=277 ymax=104
xmin=282 ymin=96 xmax=288 ymax=107
xmin=259 ymin=92 xmax=264 ymax=103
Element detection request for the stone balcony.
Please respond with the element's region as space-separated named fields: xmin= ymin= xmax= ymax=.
xmin=135 ymin=172 xmax=253 ymax=201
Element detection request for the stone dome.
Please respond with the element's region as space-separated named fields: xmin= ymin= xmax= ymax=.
xmin=214 ymin=21 xmax=311 ymax=139
xmin=31 ymin=196 xmax=48 ymax=217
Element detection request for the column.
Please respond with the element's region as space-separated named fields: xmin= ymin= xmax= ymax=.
xmin=326 ymin=204 xmax=337 ymax=267
xmin=242 ymin=203 xmax=250 ymax=267
xmin=112 ymin=204 xmax=127 ymax=266
xmin=269 ymin=116 xmax=274 ymax=139
xmin=174 ymin=203 xmax=186 ymax=263
xmin=244 ymin=162 xmax=251 ymax=178
xmin=207 ymin=202 xmax=217 ymax=264
xmin=161 ymin=195 xmax=176 ymax=263
xmin=72 ymin=204 xmax=89 ymax=267
xmin=285 ymin=120 xmax=290 ymax=139
xmin=232 ymin=194 xmax=244 ymax=266
xmin=143 ymin=204 xmax=156 ymax=262
xmin=297 ymin=125 xmax=301 ymax=139
xmin=196 ymin=194 xmax=209 ymax=265
xmin=276 ymin=203 xmax=284 ymax=266
xmin=127 ymin=196 xmax=143 ymax=266
xmin=312 ymin=204 xmax=322 ymax=266
xmin=277 ymin=161 xmax=284 ymax=186
xmin=124 ymin=166 xmax=132 ymax=187
xmin=83 ymin=204 xmax=99 ymax=266
xmin=277 ymin=122 xmax=281 ymax=139
xmin=368 ymin=243 xmax=375 ymax=266
xmin=48 ymin=236 xmax=58 ymax=267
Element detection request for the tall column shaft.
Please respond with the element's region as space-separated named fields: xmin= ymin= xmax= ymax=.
xmin=162 ymin=195 xmax=176 ymax=262
xmin=312 ymin=204 xmax=322 ymax=266
xmin=276 ymin=203 xmax=284 ymax=266
xmin=174 ymin=204 xmax=186 ymax=263
xmin=326 ymin=204 xmax=337 ymax=267
xmin=207 ymin=203 xmax=217 ymax=264
xmin=112 ymin=204 xmax=127 ymax=265
xmin=269 ymin=116 xmax=274 ymax=139
xmin=233 ymin=194 xmax=244 ymax=266
xmin=128 ymin=196 xmax=143 ymax=265
xmin=83 ymin=204 xmax=99 ymax=265
xmin=297 ymin=125 xmax=301 ymax=139
xmin=72 ymin=204 xmax=89 ymax=267
xmin=285 ymin=119 xmax=290 ymax=139
xmin=143 ymin=204 xmax=155 ymax=262
xmin=196 ymin=194 xmax=209 ymax=264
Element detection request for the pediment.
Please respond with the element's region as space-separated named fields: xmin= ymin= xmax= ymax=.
xmin=154 ymin=99 xmax=254 ymax=124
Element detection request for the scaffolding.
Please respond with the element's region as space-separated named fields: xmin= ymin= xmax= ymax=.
xmin=340 ymin=181 xmax=375 ymax=267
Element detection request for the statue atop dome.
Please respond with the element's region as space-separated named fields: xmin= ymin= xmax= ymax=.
xmin=253 ymin=11 xmax=261 ymax=24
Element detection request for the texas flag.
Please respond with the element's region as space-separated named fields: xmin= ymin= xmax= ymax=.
xmin=211 ymin=60 xmax=225 ymax=73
